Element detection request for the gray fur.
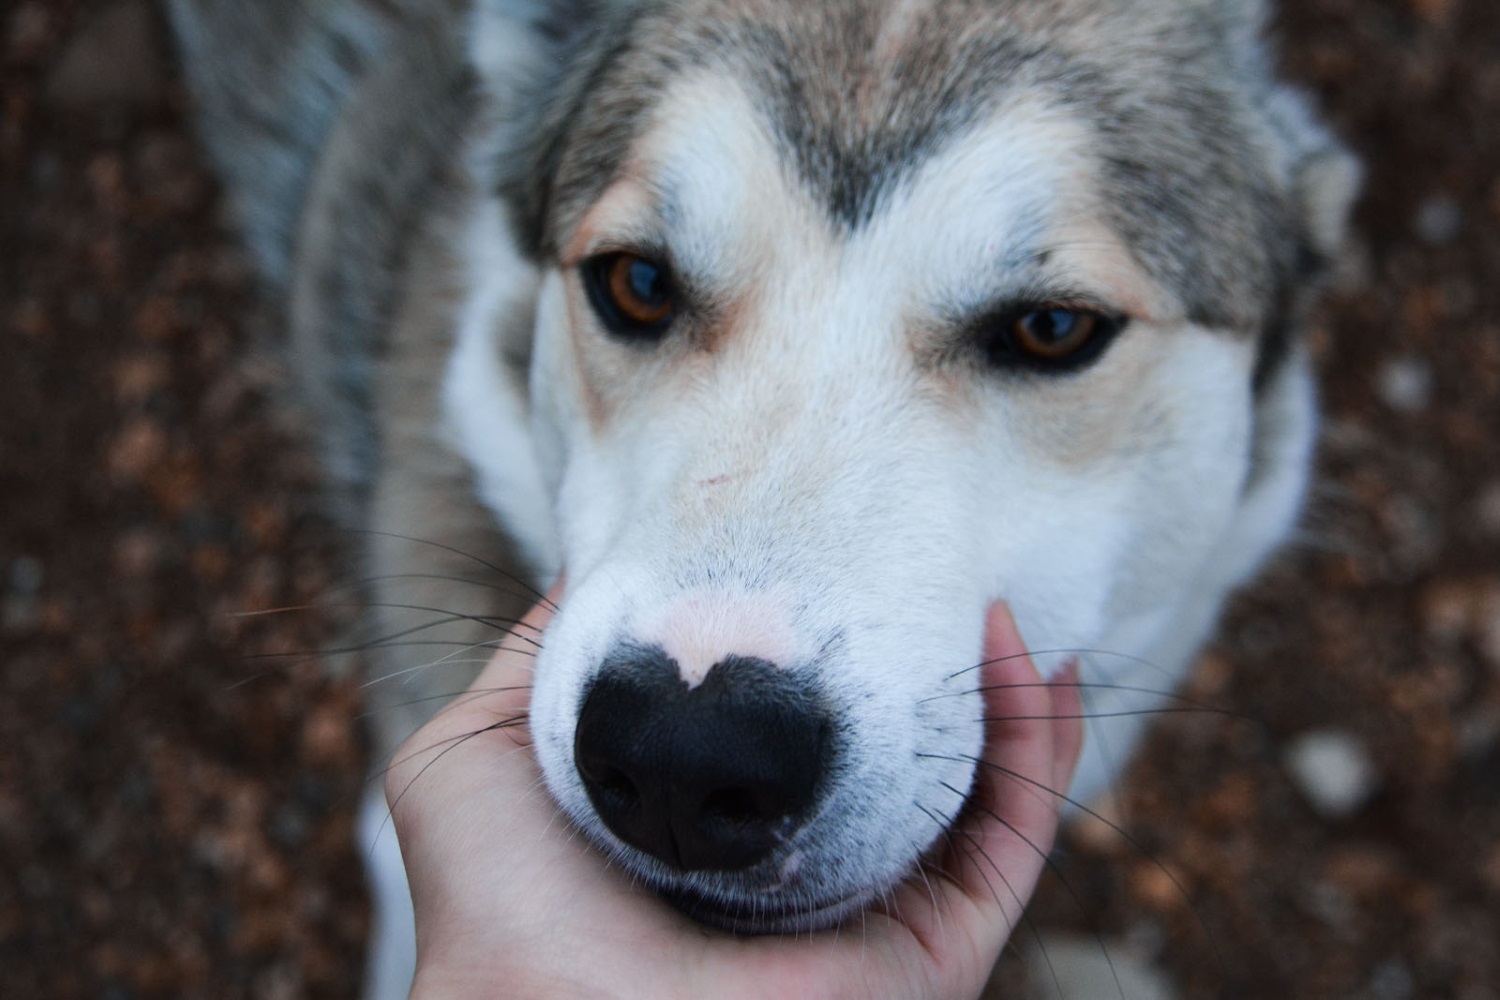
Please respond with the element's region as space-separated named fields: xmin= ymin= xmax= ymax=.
xmin=171 ymin=0 xmax=1357 ymax=827
xmin=166 ymin=0 xmax=405 ymax=289
xmin=169 ymin=3 xmax=1356 ymax=987
xmin=169 ymin=0 xmax=476 ymax=516
xmin=170 ymin=0 xmax=528 ymax=766
xmin=480 ymin=1 xmax=1350 ymax=333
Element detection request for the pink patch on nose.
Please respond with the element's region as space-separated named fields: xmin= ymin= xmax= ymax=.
xmin=634 ymin=587 xmax=805 ymax=687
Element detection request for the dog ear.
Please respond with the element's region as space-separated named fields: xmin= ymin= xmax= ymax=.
xmin=1295 ymin=141 xmax=1362 ymax=264
xmin=465 ymin=0 xmax=644 ymax=257
xmin=1222 ymin=0 xmax=1361 ymax=260
xmin=1259 ymin=84 xmax=1362 ymax=263
xmin=1174 ymin=0 xmax=1360 ymax=261
xmin=469 ymin=0 xmax=600 ymax=100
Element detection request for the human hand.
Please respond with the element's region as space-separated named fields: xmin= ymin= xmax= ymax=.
xmin=385 ymin=590 xmax=1083 ymax=1000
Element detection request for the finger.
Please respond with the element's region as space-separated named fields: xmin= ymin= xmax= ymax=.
xmin=455 ymin=577 xmax=563 ymax=719
xmin=951 ymin=601 xmax=1064 ymax=928
xmin=966 ymin=599 xmax=1062 ymax=887
xmin=1048 ymin=659 xmax=1085 ymax=796
xmin=383 ymin=582 xmax=561 ymax=822
xmin=842 ymin=602 xmax=1066 ymax=999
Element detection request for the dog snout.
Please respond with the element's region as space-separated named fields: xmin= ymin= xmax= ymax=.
xmin=574 ymin=644 xmax=832 ymax=873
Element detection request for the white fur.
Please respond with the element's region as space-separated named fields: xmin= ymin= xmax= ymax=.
xmin=318 ymin=6 xmax=1337 ymax=997
xmin=432 ymin=68 xmax=1314 ymax=924
xmin=442 ymin=199 xmax=558 ymax=577
xmin=360 ymin=788 xmax=416 ymax=1000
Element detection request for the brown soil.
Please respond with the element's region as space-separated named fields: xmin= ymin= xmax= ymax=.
xmin=2 ymin=1 xmax=1497 ymax=998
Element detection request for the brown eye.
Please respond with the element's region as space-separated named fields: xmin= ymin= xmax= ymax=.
xmin=583 ymin=252 xmax=676 ymax=340
xmin=985 ymin=306 xmax=1122 ymax=371
xmin=1014 ymin=308 xmax=1098 ymax=359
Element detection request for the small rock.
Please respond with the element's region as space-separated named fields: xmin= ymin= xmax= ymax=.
xmin=106 ymin=416 xmax=168 ymax=481
xmin=1482 ymin=843 xmax=1500 ymax=894
xmin=1019 ymin=932 xmax=1178 ymax=1000
xmin=1415 ymin=194 xmax=1463 ymax=246
xmin=2 ymin=556 xmax=45 ymax=634
xmin=1457 ymin=707 xmax=1500 ymax=758
xmin=1325 ymin=842 xmax=1400 ymax=897
xmin=1067 ymin=791 xmax=1131 ymax=857
xmin=43 ymin=1 xmax=164 ymax=111
xmin=1406 ymin=0 xmax=1454 ymax=24
xmin=1283 ymin=729 xmax=1380 ymax=819
xmin=6 ymin=4 xmax=55 ymax=62
xmin=1375 ymin=357 xmax=1433 ymax=412
xmin=1368 ymin=958 xmax=1416 ymax=1000
xmin=1478 ymin=584 xmax=1500 ymax=672
xmin=1475 ymin=481 xmax=1500 ymax=538
xmin=1420 ymin=578 xmax=1478 ymax=640
xmin=7 ymin=557 xmax=43 ymax=596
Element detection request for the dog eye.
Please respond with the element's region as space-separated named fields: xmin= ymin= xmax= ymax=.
xmin=986 ymin=306 xmax=1123 ymax=370
xmin=582 ymin=252 xmax=676 ymax=339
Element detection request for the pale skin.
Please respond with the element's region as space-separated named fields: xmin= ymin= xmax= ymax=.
xmin=385 ymin=589 xmax=1083 ymax=1000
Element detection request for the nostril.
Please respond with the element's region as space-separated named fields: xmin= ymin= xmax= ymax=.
xmin=583 ymin=762 xmax=641 ymax=813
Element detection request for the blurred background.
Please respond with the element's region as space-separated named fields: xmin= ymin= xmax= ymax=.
xmin=2 ymin=1 xmax=1497 ymax=996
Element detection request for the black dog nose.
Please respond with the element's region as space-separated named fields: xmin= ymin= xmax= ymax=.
xmin=574 ymin=645 xmax=832 ymax=872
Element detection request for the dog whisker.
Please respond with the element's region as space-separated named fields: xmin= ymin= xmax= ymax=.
xmin=244 ymin=616 xmax=537 ymax=670
xmin=917 ymin=798 xmax=1065 ymax=997
xmin=368 ymin=714 xmax=530 ymax=854
xmin=980 ymin=707 xmax=1236 ymax=722
xmin=356 ymin=602 xmax=545 ymax=637
xmin=358 ymin=684 xmax=533 ymax=719
xmin=362 ymin=638 xmax=536 ymax=690
xmin=358 ymin=570 xmax=551 ymax=602
xmin=939 ymin=778 xmax=1128 ymax=1000
xmin=344 ymin=528 xmax=558 ymax=611
xmin=925 ymin=678 xmax=1244 ymax=717
xmin=945 ymin=646 xmax=1179 ymax=686
xmin=934 ymin=751 xmax=1226 ymax=975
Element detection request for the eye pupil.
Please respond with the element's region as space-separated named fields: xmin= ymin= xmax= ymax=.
xmin=585 ymin=252 xmax=677 ymax=339
xmin=626 ymin=259 xmax=665 ymax=305
xmin=1027 ymin=310 xmax=1073 ymax=343
xmin=1012 ymin=307 xmax=1098 ymax=359
xmin=984 ymin=304 xmax=1121 ymax=371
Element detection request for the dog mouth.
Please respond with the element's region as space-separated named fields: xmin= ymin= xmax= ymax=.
xmin=659 ymin=881 xmax=869 ymax=934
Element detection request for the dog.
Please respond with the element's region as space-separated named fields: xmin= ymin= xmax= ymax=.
xmin=168 ymin=0 xmax=1357 ymax=995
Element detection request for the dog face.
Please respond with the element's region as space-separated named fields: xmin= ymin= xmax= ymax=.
xmin=448 ymin=0 xmax=1355 ymax=930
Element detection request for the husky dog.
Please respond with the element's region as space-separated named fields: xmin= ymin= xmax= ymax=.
xmin=170 ymin=0 xmax=1356 ymax=994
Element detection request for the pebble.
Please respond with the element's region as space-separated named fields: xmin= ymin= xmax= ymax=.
xmin=1369 ymin=958 xmax=1416 ymax=1000
xmin=43 ymin=1 xmax=163 ymax=111
xmin=1283 ymin=729 xmax=1381 ymax=819
xmin=1375 ymin=357 xmax=1433 ymax=412
xmin=1020 ymin=932 xmax=1178 ymax=1000
xmin=1067 ymin=790 xmax=1132 ymax=857
xmin=1415 ymin=194 xmax=1464 ymax=245
xmin=1479 ymin=585 xmax=1500 ymax=672
xmin=2 ymin=556 xmax=44 ymax=634
xmin=1475 ymin=481 xmax=1500 ymax=538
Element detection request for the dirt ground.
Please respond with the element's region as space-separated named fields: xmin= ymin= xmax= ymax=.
xmin=2 ymin=1 xmax=1497 ymax=997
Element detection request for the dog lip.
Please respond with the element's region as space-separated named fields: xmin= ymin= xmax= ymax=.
xmin=660 ymin=883 xmax=867 ymax=935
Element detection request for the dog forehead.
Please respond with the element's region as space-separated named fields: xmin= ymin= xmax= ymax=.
xmin=573 ymin=69 xmax=1155 ymax=325
xmin=539 ymin=0 xmax=1297 ymax=332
